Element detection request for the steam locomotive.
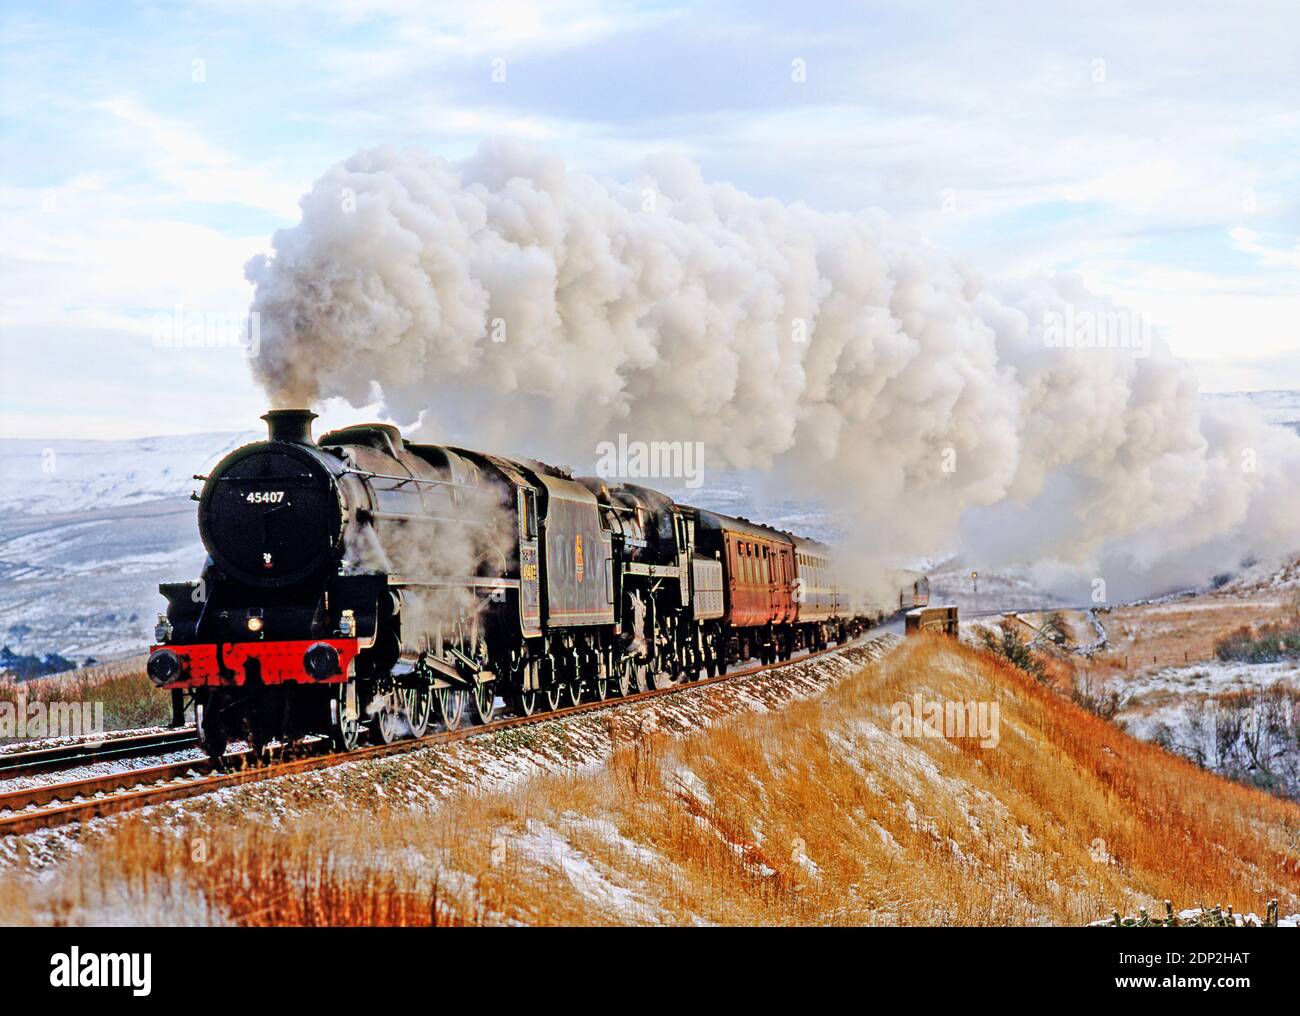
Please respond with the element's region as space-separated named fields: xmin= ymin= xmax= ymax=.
xmin=147 ymin=410 xmax=870 ymax=761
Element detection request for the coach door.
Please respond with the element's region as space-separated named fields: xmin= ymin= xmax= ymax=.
xmin=764 ymin=543 xmax=778 ymax=620
xmin=517 ymin=486 xmax=542 ymax=636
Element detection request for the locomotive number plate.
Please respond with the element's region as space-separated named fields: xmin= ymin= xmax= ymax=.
xmin=244 ymin=490 xmax=287 ymax=504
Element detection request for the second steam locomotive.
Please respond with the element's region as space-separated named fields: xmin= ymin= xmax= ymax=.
xmin=147 ymin=410 xmax=869 ymax=761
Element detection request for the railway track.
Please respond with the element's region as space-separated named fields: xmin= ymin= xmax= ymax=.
xmin=0 ymin=728 xmax=199 ymax=780
xmin=0 ymin=638 xmax=884 ymax=837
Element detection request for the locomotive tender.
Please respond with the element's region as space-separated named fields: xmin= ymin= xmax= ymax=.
xmin=147 ymin=410 xmax=867 ymax=761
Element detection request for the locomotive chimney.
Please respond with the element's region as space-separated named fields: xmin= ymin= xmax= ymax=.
xmin=262 ymin=409 xmax=318 ymax=444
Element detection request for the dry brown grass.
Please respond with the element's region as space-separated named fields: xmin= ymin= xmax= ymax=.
xmin=0 ymin=655 xmax=167 ymax=742
xmin=3 ymin=635 xmax=1297 ymax=926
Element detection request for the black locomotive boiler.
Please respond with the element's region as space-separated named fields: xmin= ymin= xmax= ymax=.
xmin=148 ymin=410 xmax=871 ymax=761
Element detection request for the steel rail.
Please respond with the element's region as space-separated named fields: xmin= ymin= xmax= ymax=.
xmin=0 ymin=729 xmax=200 ymax=780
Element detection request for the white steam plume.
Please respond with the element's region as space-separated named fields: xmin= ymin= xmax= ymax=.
xmin=246 ymin=139 xmax=1300 ymax=597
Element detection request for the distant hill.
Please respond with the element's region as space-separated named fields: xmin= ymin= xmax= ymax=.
xmin=0 ymin=431 xmax=256 ymax=516
xmin=0 ymin=432 xmax=254 ymax=662
xmin=1203 ymin=388 xmax=1300 ymax=435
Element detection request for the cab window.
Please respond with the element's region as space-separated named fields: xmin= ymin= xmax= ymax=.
xmin=520 ymin=488 xmax=538 ymax=540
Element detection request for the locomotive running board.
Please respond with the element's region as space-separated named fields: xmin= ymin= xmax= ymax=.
xmin=388 ymin=575 xmax=520 ymax=592
xmin=623 ymin=562 xmax=681 ymax=579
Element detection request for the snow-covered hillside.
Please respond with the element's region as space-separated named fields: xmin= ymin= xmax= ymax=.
xmin=925 ymin=558 xmax=1069 ymax=613
xmin=0 ymin=432 xmax=256 ymax=515
xmin=1220 ymin=554 xmax=1300 ymax=595
xmin=0 ymin=432 xmax=254 ymax=663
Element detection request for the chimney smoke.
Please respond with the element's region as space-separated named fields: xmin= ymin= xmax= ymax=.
xmin=243 ymin=139 xmax=1300 ymax=600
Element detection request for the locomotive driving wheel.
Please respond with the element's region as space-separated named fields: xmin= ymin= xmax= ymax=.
xmin=537 ymin=653 xmax=562 ymax=712
xmin=590 ymin=650 xmax=610 ymax=702
xmin=374 ymin=690 xmax=406 ymax=744
xmin=469 ymin=678 xmax=495 ymax=725
xmin=614 ymin=655 xmax=633 ymax=696
xmin=329 ymin=680 xmax=361 ymax=752
xmin=512 ymin=689 xmax=539 ymax=716
xmin=510 ymin=657 xmax=540 ymax=717
xmin=563 ymin=650 xmax=584 ymax=708
xmin=403 ymin=682 xmax=433 ymax=738
xmin=436 ymin=687 xmax=467 ymax=730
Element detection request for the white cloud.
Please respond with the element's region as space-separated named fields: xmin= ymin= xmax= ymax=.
xmin=1230 ymin=227 xmax=1300 ymax=270
xmin=1 ymin=0 xmax=1297 ymax=439
xmin=90 ymin=98 xmax=303 ymax=218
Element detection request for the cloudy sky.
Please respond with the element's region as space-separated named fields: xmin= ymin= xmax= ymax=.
xmin=1 ymin=0 xmax=1297 ymax=439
